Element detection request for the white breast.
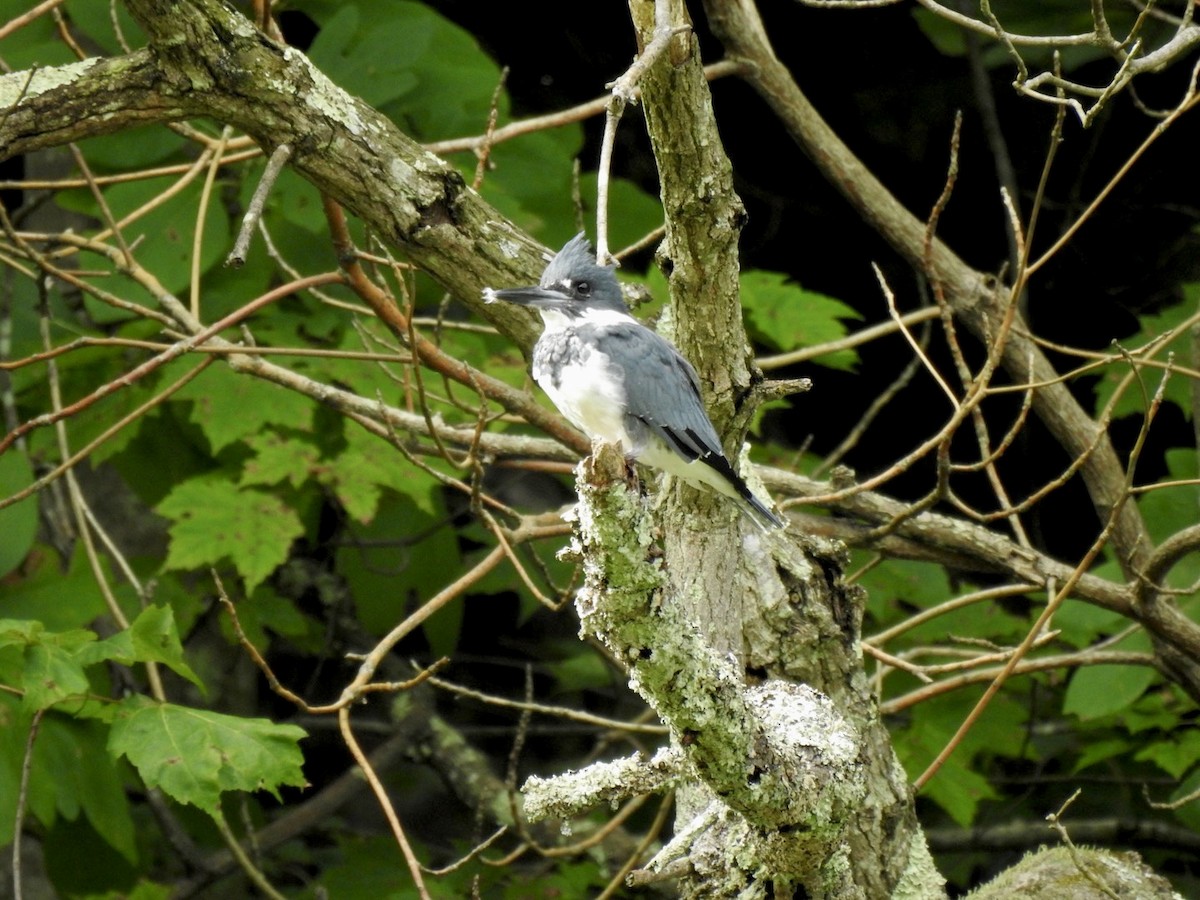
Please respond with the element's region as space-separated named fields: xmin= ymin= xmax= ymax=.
xmin=534 ymin=309 xmax=633 ymax=449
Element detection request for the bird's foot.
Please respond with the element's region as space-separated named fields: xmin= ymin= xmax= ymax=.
xmin=584 ymin=441 xmax=640 ymax=491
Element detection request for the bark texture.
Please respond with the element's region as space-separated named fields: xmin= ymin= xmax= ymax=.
xmin=618 ymin=1 xmax=942 ymax=895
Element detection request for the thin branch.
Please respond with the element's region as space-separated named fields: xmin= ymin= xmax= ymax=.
xmin=338 ymin=706 xmax=432 ymax=900
xmin=757 ymin=306 xmax=940 ymax=371
xmin=11 ymin=710 xmax=44 ymax=900
xmin=192 ymin=124 xmax=232 ymax=312
xmin=226 ymin=142 xmax=291 ymax=268
xmin=1027 ymin=59 xmax=1200 ymax=277
xmin=1046 ymin=790 xmax=1122 ymax=900
xmin=0 ymin=270 xmax=345 ymax=458
xmin=882 ymin=649 xmax=1160 ymax=715
xmin=424 ymin=60 xmax=744 ymax=157
xmin=426 ymin=674 xmax=666 ymax=735
xmin=211 ymin=815 xmax=287 ymax=900
xmin=914 ymin=358 xmax=1170 ymax=788
xmin=873 ymin=264 xmax=957 ymax=409
xmin=595 ymin=0 xmax=690 ymax=261
xmin=596 ymin=793 xmax=673 ymax=900
xmin=0 ymin=0 xmax=68 ymax=41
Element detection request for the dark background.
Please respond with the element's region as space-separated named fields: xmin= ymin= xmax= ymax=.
xmin=418 ymin=0 xmax=1200 ymax=567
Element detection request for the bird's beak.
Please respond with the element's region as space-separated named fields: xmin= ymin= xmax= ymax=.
xmin=483 ymin=286 xmax=570 ymax=308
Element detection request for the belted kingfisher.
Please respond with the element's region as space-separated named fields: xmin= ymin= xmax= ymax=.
xmin=484 ymin=234 xmax=785 ymax=531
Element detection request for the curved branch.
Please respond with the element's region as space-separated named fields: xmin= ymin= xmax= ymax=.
xmin=0 ymin=0 xmax=549 ymax=354
xmin=1138 ymin=523 xmax=1200 ymax=603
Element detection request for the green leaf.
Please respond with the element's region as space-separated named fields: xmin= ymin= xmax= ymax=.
xmin=261 ymin=165 xmax=329 ymax=236
xmin=158 ymin=476 xmax=305 ymax=593
xmin=42 ymin=813 xmax=138 ymax=896
xmin=1136 ymin=448 xmax=1200 ymax=549
xmin=35 ymin=717 xmax=139 ymax=867
xmin=482 ymin=127 xmax=584 ymax=235
xmin=123 ymin=882 xmax=175 ymax=900
xmin=1053 ymin=599 xmax=1126 ymax=650
xmin=0 ymin=546 xmax=109 ymax=632
xmin=219 ymin=586 xmax=321 ymax=655
xmin=107 ymin=696 xmax=307 ymax=816
xmin=1094 ymin=286 xmax=1200 ymax=421
xmin=740 ymin=270 xmax=861 ymax=370
xmin=51 ymin=2 xmax=145 ymax=56
xmin=337 ymin=489 xmax=461 ymax=638
xmin=317 ymin=834 xmax=442 ymax=899
xmin=306 ymin=5 xmax=420 ymax=109
xmin=0 ymin=11 xmax=75 ymax=70
xmin=80 ymin=605 xmax=205 ymax=690
xmin=0 ymin=621 xmax=97 ymax=712
xmin=0 ymin=706 xmax=137 ymax=858
xmin=896 ymin=691 xmax=1025 ymax=825
xmin=322 ymin=423 xmax=441 ymax=522
xmin=1169 ymin=768 xmax=1200 ymax=833
xmin=1134 ymin=727 xmax=1200 ymax=779
xmin=241 ymin=431 xmax=321 ymax=488
xmin=919 ymin=756 xmax=998 ymax=828
xmin=0 ymin=449 xmax=38 ymax=579
xmin=421 ymin=321 xmax=532 ymax=413
xmin=546 ymin=649 xmax=614 ymax=694
xmin=80 ymin=125 xmax=185 ymax=171
xmin=1073 ymin=736 xmax=1133 ymax=774
xmin=578 ymin=173 xmax=665 ymax=253
xmin=897 ymin=705 xmax=1000 ymax=826
xmin=0 ymin=618 xmax=42 ymax=650
xmin=72 ymin=720 xmax=139 ymax=864
xmin=1064 ymin=637 xmax=1156 ymax=719
xmin=859 ymin=558 xmax=953 ymax=631
xmin=176 ymin=364 xmax=313 ymax=454
xmin=305 ymin=0 xmax=504 ymax=140
xmin=1120 ymin=691 xmax=1179 ymax=734
xmin=22 ymin=642 xmax=93 ymax=712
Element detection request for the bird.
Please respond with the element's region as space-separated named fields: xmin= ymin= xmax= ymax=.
xmin=483 ymin=233 xmax=785 ymax=531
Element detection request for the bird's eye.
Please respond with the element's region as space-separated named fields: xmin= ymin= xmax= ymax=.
xmin=576 ymin=281 xmax=591 ymax=296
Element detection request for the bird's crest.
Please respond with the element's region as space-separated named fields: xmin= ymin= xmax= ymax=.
xmin=542 ymin=233 xmax=615 ymax=294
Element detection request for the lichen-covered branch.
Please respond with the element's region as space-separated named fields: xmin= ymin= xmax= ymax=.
xmin=523 ymin=746 xmax=682 ymax=821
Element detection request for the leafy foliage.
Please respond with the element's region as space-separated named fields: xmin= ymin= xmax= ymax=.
xmin=741 ymin=270 xmax=862 ymax=370
xmin=108 ymin=697 xmax=307 ymax=816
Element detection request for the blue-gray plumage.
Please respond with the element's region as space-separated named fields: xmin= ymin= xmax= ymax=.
xmin=484 ymin=234 xmax=785 ymax=531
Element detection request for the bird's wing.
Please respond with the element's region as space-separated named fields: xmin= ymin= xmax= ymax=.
xmin=591 ymin=324 xmax=726 ymax=463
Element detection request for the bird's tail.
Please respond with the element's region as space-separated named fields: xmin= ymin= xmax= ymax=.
xmin=735 ymin=484 xmax=787 ymax=532
xmin=687 ymin=451 xmax=787 ymax=532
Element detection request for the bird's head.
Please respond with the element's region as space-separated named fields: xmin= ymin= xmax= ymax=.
xmin=484 ymin=233 xmax=628 ymax=317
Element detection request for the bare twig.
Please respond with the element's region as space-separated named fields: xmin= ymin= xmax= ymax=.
xmin=227 ymin=143 xmax=291 ymax=267
xmin=426 ymin=674 xmax=666 ymax=735
xmin=11 ymin=710 xmax=44 ymax=900
xmin=338 ymin=706 xmax=432 ymax=900
xmin=914 ymin=358 xmax=1170 ymax=789
xmin=211 ymin=815 xmax=287 ymax=900
xmin=424 ymin=60 xmax=743 ymax=157
xmin=1046 ymin=790 xmax=1122 ymax=900
xmin=595 ymin=0 xmax=690 ymax=261
xmin=0 ymin=0 xmax=67 ymax=41
xmin=193 ymin=124 xmax=233 ymax=311
xmin=0 ymin=270 xmax=344 ymax=457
